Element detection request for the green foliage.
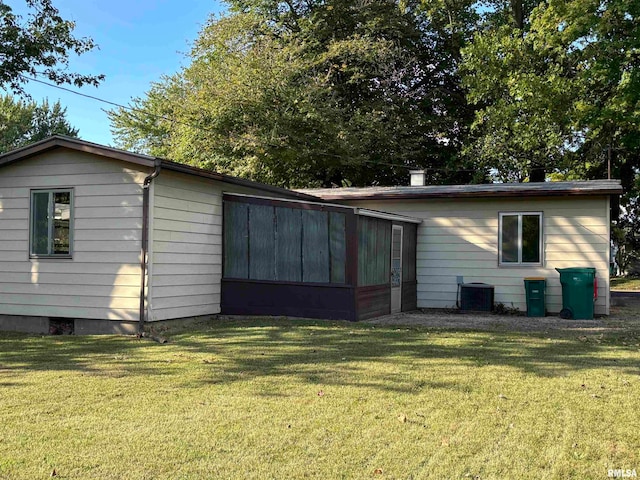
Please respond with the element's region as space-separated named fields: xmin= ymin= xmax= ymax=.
xmin=109 ymin=0 xmax=478 ymax=188
xmin=109 ymin=0 xmax=638 ymax=193
xmin=0 ymin=95 xmax=78 ymax=153
xmin=463 ymin=0 xmax=640 ymax=184
xmin=0 ymin=0 xmax=103 ymax=95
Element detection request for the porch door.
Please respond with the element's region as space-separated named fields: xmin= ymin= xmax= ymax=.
xmin=391 ymin=225 xmax=403 ymax=313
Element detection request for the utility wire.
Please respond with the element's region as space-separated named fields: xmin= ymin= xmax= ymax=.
xmin=19 ymin=74 xmax=177 ymax=123
xmin=16 ymin=73 xmax=482 ymax=173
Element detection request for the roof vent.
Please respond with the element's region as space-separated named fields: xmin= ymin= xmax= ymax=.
xmin=410 ymin=170 xmax=426 ymax=186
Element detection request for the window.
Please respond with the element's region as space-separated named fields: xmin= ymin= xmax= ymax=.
xmin=30 ymin=189 xmax=73 ymax=257
xmin=499 ymin=212 xmax=542 ymax=265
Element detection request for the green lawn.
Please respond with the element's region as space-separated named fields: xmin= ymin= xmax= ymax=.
xmin=611 ymin=276 xmax=640 ymax=291
xmin=1 ymin=315 xmax=639 ymax=479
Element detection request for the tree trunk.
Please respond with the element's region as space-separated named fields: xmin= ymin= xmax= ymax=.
xmin=510 ymin=0 xmax=524 ymax=29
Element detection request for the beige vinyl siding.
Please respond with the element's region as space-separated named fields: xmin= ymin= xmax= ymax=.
xmin=149 ymin=172 xmax=222 ymax=320
xmin=149 ymin=170 xmax=284 ymax=321
xmin=0 ymin=149 xmax=146 ymax=321
xmin=343 ymin=196 xmax=610 ymax=315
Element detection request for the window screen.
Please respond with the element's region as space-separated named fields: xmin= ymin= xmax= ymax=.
xmin=500 ymin=215 xmax=519 ymax=263
xmin=30 ymin=190 xmax=73 ymax=257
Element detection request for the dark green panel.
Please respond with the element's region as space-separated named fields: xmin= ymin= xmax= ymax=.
xmin=359 ymin=216 xmax=388 ymax=286
xmin=329 ymin=212 xmax=346 ymax=283
xmin=381 ymin=221 xmax=391 ymax=284
xmin=402 ymin=223 xmax=417 ymax=282
xmin=276 ymin=207 xmax=302 ymax=282
xmin=357 ymin=217 xmax=393 ymax=286
xmin=223 ymin=201 xmax=249 ymax=278
xmin=358 ymin=216 xmax=371 ymax=286
xmin=375 ymin=220 xmax=386 ymax=285
xmin=302 ymin=209 xmax=330 ymax=283
xmin=357 ymin=217 xmax=366 ymax=286
xmin=249 ymin=204 xmax=276 ymax=280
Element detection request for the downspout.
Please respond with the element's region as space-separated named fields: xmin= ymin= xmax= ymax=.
xmin=139 ymin=159 xmax=162 ymax=333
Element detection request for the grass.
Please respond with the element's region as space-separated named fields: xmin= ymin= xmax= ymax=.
xmin=611 ymin=276 xmax=640 ymax=291
xmin=0 ymin=314 xmax=639 ymax=479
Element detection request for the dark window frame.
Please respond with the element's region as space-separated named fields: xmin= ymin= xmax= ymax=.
xmin=498 ymin=212 xmax=543 ymax=266
xmin=29 ymin=188 xmax=74 ymax=259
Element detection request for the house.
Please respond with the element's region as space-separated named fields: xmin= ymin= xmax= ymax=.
xmin=0 ymin=136 xmax=418 ymax=333
xmin=298 ymin=171 xmax=623 ymax=316
xmin=0 ymin=137 xmax=622 ymax=334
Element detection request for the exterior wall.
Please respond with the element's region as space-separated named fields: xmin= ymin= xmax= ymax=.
xmin=0 ymin=149 xmax=147 ymax=322
xmin=149 ymin=170 xmax=298 ymax=321
xmin=341 ymin=196 xmax=611 ymax=315
xmin=149 ymin=171 xmax=223 ymax=321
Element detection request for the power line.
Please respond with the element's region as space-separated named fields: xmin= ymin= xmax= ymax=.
xmin=19 ymin=74 xmax=177 ymax=123
xmin=16 ymin=73 xmax=481 ymax=173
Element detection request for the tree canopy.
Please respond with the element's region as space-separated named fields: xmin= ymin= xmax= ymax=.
xmin=463 ymin=0 xmax=639 ymax=185
xmin=0 ymin=94 xmax=78 ymax=153
xmin=109 ymin=0 xmax=638 ymax=196
xmin=109 ymin=0 xmax=478 ymax=188
xmin=0 ymin=0 xmax=103 ymax=95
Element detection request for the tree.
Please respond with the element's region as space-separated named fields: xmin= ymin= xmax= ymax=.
xmin=0 ymin=95 xmax=78 ymax=153
xmin=0 ymin=0 xmax=103 ymax=95
xmin=462 ymin=0 xmax=640 ymax=184
xmin=109 ymin=0 xmax=478 ymax=188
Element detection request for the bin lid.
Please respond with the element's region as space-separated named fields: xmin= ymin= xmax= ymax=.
xmin=461 ymin=282 xmax=494 ymax=289
xmin=555 ymin=267 xmax=596 ymax=273
xmin=524 ymin=277 xmax=546 ymax=281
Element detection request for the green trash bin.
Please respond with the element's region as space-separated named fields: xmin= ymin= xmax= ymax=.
xmin=524 ymin=277 xmax=546 ymax=317
xmin=555 ymin=267 xmax=596 ymax=320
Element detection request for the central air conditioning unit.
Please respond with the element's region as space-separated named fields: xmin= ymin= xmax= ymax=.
xmin=459 ymin=283 xmax=495 ymax=312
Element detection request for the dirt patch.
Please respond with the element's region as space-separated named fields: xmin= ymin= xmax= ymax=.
xmin=364 ymin=311 xmax=610 ymax=332
xmin=364 ymin=300 xmax=640 ymax=333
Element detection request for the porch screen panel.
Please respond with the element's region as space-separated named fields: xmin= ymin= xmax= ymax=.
xmin=357 ymin=216 xmax=371 ymax=285
xmin=223 ymin=201 xmax=249 ymax=278
xmin=358 ymin=216 xmax=391 ymax=286
xmin=224 ymin=199 xmax=348 ymax=284
xmin=302 ymin=210 xmax=330 ymax=283
xmin=402 ymin=223 xmax=417 ymax=282
xmin=329 ymin=212 xmax=346 ymax=283
xmin=381 ymin=221 xmax=391 ymax=282
xmin=276 ymin=207 xmax=302 ymax=282
xmin=249 ymin=204 xmax=276 ymax=280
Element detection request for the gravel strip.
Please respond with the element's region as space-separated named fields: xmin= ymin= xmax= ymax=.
xmin=363 ymin=310 xmax=612 ymax=333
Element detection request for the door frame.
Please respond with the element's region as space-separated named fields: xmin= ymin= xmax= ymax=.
xmin=390 ymin=225 xmax=403 ymax=314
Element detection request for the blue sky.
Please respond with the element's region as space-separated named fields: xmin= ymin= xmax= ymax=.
xmin=10 ymin=0 xmax=226 ymax=146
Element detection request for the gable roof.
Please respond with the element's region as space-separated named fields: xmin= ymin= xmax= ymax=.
xmin=297 ymin=180 xmax=623 ymax=201
xmin=0 ymin=135 xmax=321 ymax=201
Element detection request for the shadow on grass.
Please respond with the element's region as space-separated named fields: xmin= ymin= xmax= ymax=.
xmin=0 ymin=317 xmax=638 ymax=393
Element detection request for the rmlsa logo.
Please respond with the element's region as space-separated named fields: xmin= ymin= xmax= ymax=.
xmin=608 ymin=469 xmax=638 ymax=478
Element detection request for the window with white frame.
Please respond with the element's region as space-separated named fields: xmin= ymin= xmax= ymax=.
xmin=30 ymin=189 xmax=73 ymax=257
xmin=499 ymin=212 xmax=542 ymax=265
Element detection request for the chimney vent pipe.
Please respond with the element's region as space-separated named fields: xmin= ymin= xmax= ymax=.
xmin=410 ymin=170 xmax=426 ymax=186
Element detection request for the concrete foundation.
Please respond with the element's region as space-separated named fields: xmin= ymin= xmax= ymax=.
xmin=0 ymin=314 xmax=216 ymax=335
xmin=0 ymin=315 xmax=50 ymax=334
xmin=74 ymin=318 xmax=139 ymax=335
